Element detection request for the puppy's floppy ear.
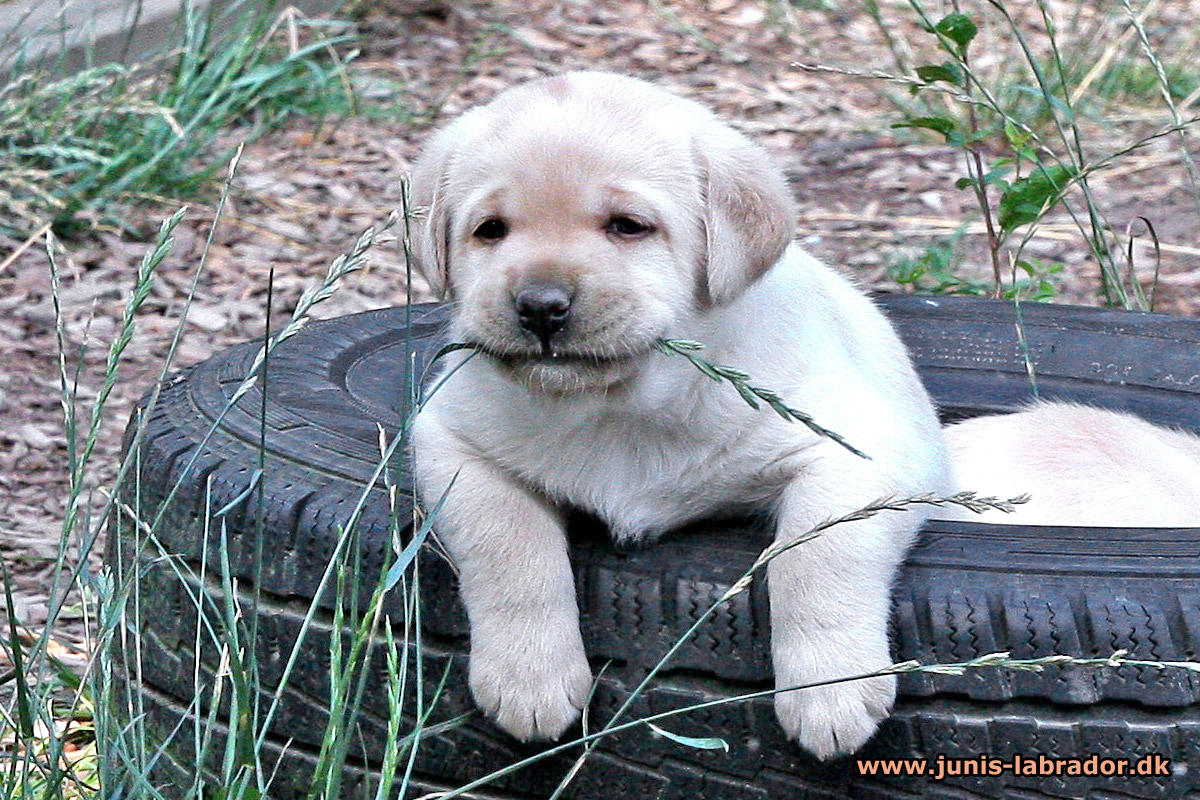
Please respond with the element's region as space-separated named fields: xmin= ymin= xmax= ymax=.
xmin=693 ymin=123 xmax=795 ymax=307
xmin=406 ymin=109 xmax=489 ymax=299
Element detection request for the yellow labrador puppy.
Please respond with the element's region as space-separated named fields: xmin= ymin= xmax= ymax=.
xmin=409 ymin=71 xmax=953 ymax=760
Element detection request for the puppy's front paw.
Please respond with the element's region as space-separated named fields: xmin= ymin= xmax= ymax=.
xmin=469 ymin=632 xmax=592 ymax=742
xmin=771 ymin=630 xmax=896 ymax=760
xmin=774 ymin=672 xmax=895 ymax=760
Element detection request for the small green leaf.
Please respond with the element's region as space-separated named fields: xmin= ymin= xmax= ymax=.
xmin=982 ymin=164 xmax=1013 ymax=187
xmin=1032 ymin=279 xmax=1056 ymax=301
xmin=648 ymin=723 xmax=730 ymax=752
xmin=894 ymin=116 xmax=958 ymax=141
xmin=998 ymin=163 xmax=1077 ymax=234
xmin=915 ymin=62 xmax=963 ymax=86
xmin=1003 ymin=121 xmax=1032 ymax=149
xmin=955 ymin=177 xmax=976 ymax=190
xmin=935 ymin=12 xmax=978 ymax=52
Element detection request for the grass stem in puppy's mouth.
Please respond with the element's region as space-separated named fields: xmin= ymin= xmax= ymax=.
xmin=654 ymin=338 xmax=870 ymax=460
xmin=433 ymin=341 xmax=635 ymax=367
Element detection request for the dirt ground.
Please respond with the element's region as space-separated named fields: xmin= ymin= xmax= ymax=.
xmin=2 ymin=0 xmax=1199 ymax=661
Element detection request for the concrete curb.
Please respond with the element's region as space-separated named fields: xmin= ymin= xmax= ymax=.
xmin=0 ymin=0 xmax=328 ymax=71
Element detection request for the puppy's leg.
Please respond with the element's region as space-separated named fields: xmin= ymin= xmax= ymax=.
xmin=769 ymin=471 xmax=915 ymax=760
xmin=414 ymin=419 xmax=592 ymax=741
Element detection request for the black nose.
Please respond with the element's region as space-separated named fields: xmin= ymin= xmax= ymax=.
xmin=514 ymin=282 xmax=573 ymax=349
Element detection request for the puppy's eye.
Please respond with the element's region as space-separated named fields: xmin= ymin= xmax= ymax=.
xmin=606 ymin=216 xmax=653 ymax=238
xmin=473 ymin=218 xmax=508 ymax=243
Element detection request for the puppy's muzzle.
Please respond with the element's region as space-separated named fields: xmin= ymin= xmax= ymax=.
xmin=514 ymin=281 xmax=574 ymax=351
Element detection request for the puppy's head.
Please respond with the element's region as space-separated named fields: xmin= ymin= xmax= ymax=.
xmin=408 ymin=71 xmax=794 ymax=394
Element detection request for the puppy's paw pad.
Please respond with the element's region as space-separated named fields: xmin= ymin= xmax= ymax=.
xmin=470 ymin=650 xmax=592 ymax=742
xmin=775 ymin=675 xmax=895 ymax=760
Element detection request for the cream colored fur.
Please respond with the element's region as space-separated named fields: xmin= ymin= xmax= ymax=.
xmin=409 ymin=71 xmax=953 ymax=760
xmin=943 ymin=402 xmax=1200 ymax=527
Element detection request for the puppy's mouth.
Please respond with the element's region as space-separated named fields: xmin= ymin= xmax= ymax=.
xmin=459 ymin=340 xmax=654 ymax=394
xmin=469 ymin=343 xmax=638 ymax=368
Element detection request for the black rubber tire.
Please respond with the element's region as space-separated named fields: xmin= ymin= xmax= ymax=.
xmin=106 ymin=296 xmax=1200 ymax=800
